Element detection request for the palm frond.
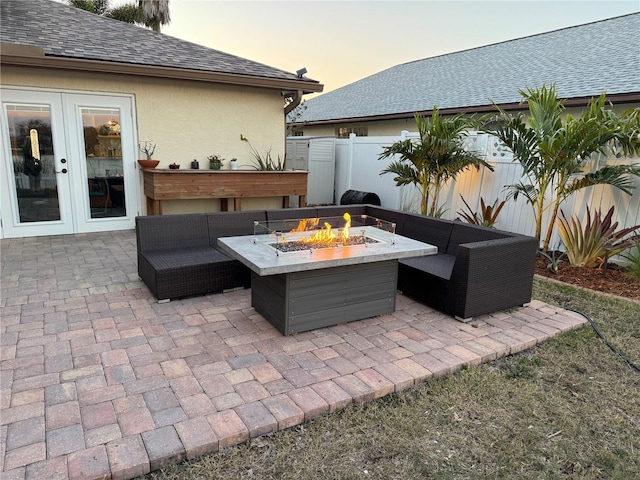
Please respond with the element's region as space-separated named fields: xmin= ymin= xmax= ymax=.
xmin=504 ymin=182 xmax=537 ymax=204
xmin=561 ymin=164 xmax=640 ymax=198
xmin=379 ymin=161 xmax=421 ymax=187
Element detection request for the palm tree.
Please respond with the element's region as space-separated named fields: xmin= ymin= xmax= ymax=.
xmin=138 ymin=0 xmax=170 ymax=32
xmin=484 ymin=84 xmax=640 ymax=251
xmin=378 ymin=109 xmax=492 ymax=216
xmin=67 ymin=0 xmax=170 ymax=31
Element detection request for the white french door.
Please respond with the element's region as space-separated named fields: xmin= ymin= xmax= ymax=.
xmin=1 ymin=88 xmax=138 ymax=238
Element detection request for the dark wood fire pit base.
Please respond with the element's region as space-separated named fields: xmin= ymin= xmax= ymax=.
xmin=250 ymin=260 xmax=398 ymax=335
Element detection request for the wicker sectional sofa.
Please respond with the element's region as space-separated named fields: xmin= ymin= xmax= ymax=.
xmin=136 ymin=205 xmax=538 ymax=320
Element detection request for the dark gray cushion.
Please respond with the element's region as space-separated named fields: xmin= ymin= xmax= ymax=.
xmin=136 ymin=214 xmax=209 ymax=252
xmin=207 ymin=210 xmax=266 ymax=245
xmin=401 ymin=214 xmax=453 ymax=252
xmin=143 ymin=247 xmax=233 ymax=270
xmin=445 ymin=223 xmax=508 ymax=255
xmin=316 ymin=205 xmax=368 ymax=218
xmin=266 ymin=207 xmax=319 ymax=222
xmin=399 ymin=253 xmax=456 ymax=280
xmin=365 ymin=206 xmax=407 ymax=235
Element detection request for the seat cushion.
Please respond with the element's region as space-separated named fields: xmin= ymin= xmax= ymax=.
xmin=399 ymin=253 xmax=456 ymax=280
xmin=140 ymin=247 xmax=249 ymax=300
xmin=143 ymin=247 xmax=233 ymax=271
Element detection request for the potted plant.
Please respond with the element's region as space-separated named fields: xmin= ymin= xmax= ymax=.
xmin=138 ymin=141 xmax=159 ymax=169
xmin=208 ymin=154 xmax=224 ymax=170
xmin=240 ymin=134 xmax=286 ymax=171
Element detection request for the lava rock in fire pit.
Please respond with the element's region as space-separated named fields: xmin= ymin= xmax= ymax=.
xmin=270 ymin=235 xmax=380 ymax=253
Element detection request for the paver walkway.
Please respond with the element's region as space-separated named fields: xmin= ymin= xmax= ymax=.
xmin=0 ymin=230 xmax=587 ymax=480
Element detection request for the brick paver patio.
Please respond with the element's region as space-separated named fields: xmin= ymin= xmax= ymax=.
xmin=0 ymin=230 xmax=587 ymax=479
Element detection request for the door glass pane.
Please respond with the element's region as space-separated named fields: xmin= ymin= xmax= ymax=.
xmin=5 ymin=104 xmax=61 ymax=222
xmin=81 ymin=108 xmax=126 ymax=218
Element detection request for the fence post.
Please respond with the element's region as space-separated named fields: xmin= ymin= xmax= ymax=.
xmin=346 ymin=133 xmax=356 ymax=192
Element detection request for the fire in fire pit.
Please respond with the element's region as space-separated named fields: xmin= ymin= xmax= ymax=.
xmin=272 ymin=213 xmax=380 ymax=252
xmin=253 ymin=213 xmax=395 ymax=255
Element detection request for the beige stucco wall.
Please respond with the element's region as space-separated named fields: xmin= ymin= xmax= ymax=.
xmin=3 ymin=65 xmax=288 ymax=214
xmin=298 ymin=118 xmax=418 ymax=137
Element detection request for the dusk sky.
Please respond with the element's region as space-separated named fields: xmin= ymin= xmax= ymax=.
xmin=113 ymin=1 xmax=639 ymax=96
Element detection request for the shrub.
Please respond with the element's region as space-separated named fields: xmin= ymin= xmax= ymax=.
xmin=557 ymin=206 xmax=640 ymax=268
xmin=537 ymin=249 xmax=565 ymax=272
xmin=457 ymin=195 xmax=506 ymax=228
xmin=622 ymin=244 xmax=640 ymax=280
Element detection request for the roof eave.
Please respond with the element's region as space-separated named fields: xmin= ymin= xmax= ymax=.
xmin=293 ymin=92 xmax=640 ymax=126
xmin=0 ymin=43 xmax=324 ymax=94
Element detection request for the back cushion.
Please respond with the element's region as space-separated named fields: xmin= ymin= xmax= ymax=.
xmin=402 ymin=213 xmax=454 ymax=252
xmin=446 ymin=223 xmax=508 ymax=255
xmin=136 ymin=214 xmax=209 ymax=252
xmin=316 ymin=205 xmax=368 ymax=218
xmin=266 ymin=207 xmax=319 ymax=222
xmin=365 ymin=206 xmax=407 ymax=235
xmin=208 ymin=210 xmax=267 ymax=246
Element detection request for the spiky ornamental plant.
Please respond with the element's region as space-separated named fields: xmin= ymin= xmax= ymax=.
xmin=379 ymin=109 xmax=492 ymax=216
xmin=483 ymin=84 xmax=640 ymax=251
xmin=457 ymin=195 xmax=506 ymax=228
xmin=557 ymin=206 xmax=640 ymax=268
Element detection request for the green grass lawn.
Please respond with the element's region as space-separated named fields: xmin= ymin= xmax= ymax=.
xmin=144 ymin=278 xmax=640 ymax=480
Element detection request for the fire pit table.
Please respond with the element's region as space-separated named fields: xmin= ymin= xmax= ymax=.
xmin=217 ymin=214 xmax=437 ymax=335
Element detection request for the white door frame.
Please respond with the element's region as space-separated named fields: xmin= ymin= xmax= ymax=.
xmin=0 ymin=86 xmax=140 ymax=238
xmin=64 ymin=93 xmax=138 ymax=234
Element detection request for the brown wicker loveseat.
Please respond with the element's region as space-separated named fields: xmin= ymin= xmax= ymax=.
xmin=136 ymin=205 xmax=537 ymax=320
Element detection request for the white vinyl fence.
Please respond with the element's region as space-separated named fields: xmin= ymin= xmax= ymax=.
xmin=333 ymin=132 xmax=640 ymax=250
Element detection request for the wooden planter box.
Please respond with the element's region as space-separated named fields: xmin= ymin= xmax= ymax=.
xmin=142 ymin=169 xmax=308 ymax=215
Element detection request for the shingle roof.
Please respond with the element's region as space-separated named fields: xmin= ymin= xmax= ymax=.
xmin=296 ymin=13 xmax=640 ymax=123
xmin=1 ymin=0 xmax=320 ymax=87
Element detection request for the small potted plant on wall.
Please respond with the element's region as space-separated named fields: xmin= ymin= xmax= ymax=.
xmin=208 ymin=154 xmax=224 ymax=170
xmin=138 ymin=141 xmax=159 ymax=169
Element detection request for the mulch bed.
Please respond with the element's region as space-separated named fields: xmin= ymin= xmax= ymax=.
xmin=534 ymin=253 xmax=640 ymax=300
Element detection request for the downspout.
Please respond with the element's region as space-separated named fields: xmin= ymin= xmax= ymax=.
xmin=284 ymin=90 xmax=304 ymax=142
xmin=284 ymin=90 xmax=303 ymax=116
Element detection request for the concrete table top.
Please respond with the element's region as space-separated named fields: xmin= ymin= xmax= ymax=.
xmin=217 ymin=227 xmax=437 ymax=276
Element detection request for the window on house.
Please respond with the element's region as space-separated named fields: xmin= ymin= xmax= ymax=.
xmin=335 ymin=127 xmax=368 ymax=138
